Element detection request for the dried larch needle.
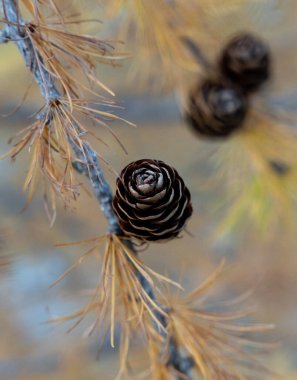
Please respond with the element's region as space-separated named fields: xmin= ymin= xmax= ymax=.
xmin=148 ymin=261 xmax=277 ymax=380
xmin=50 ymin=234 xmax=181 ymax=377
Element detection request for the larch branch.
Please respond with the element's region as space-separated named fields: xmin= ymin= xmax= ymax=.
xmin=0 ymin=1 xmax=194 ymax=378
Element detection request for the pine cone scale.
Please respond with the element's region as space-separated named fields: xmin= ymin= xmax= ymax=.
xmin=153 ymin=188 xmax=175 ymax=210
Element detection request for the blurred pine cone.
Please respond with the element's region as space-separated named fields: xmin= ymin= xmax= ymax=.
xmin=186 ymin=78 xmax=247 ymax=137
xmin=112 ymin=159 xmax=192 ymax=242
xmin=220 ymin=32 xmax=271 ymax=92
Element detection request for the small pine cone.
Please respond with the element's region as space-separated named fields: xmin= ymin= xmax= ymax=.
xmin=185 ymin=78 xmax=247 ymax=137
xmin=112 ymin=159 xmax=193 ymax=242
xmin=220 ymin=33 xmax=270 ymax=92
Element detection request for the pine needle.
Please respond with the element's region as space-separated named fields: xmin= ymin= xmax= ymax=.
xmin=153 ymin=263 xmax=276 ymax=380
xmin=48 ymin=233 xmax=181 ymax=377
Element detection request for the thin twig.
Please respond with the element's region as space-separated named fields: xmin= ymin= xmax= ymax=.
xmin=0 ymin=1 xmax=193 ymax=378
xmin=181 ymin=36 xmax=211 ymax=70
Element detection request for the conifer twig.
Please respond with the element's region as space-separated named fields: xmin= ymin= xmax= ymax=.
xmin=0 ymin=1 xmax=193 ymax=377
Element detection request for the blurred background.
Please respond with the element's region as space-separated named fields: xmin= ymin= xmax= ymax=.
xmin=1 ymin=1 xmax=297 ymax=379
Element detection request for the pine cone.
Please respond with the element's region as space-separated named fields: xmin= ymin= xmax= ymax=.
xmin=112 ymin=159 xmax=192 ymax=242
xmin=185 ymin=78 xmax=247 ymax=137
xmin=220 ymin=33 xmax=270 ymax=92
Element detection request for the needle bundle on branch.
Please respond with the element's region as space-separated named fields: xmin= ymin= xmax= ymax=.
xmin=1 ymin=0 xmax=132 ymax=221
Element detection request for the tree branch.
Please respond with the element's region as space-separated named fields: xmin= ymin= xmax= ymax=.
xmin=0 ymin=1 xmax=194 ymax=378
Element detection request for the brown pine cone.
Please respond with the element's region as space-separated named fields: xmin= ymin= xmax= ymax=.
xmin=112 ymin=159 xmax=193 ymax=242
xmin=185 ymin=78 xmax=248 ymax=138
xmin=220 ymin=32 xmax=271 ymax=92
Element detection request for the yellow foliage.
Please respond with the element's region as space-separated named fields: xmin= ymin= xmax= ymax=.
xmin=213 ymin=109 xmax=297 ymax=237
